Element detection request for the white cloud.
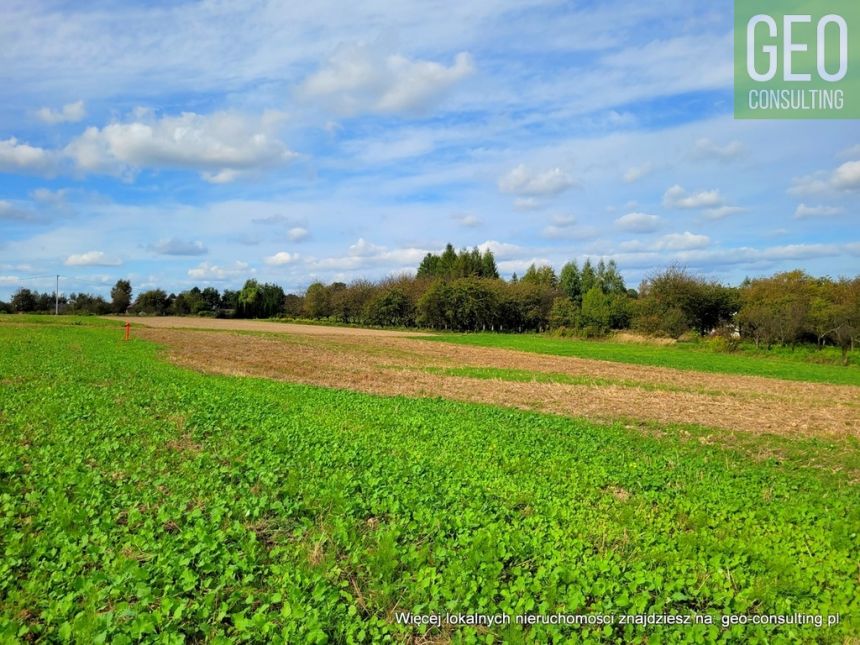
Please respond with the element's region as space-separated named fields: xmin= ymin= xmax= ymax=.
xmin=452 ymin=212 xmax=482 ymax=228
xmin=832 ymin=160 xmax=860 ymax=190
xmin=287 ymin=227 xmax=309 ymax=242
xmin=789 ymin=160 xmax=860 ymax=195
xmin=498 ymin=164 xmax=575 ymax=197
xmin=615 ymin=212 xmax=660 ymax=233
xmin=542 ymin=225 xmax=599 ymax=241
xmin=300 ymin=45 xmax=474 ymax=116
xmin=149 ymin=238 xmax=208 ymax=256
xmin=310 ymin=239 xmax=429 ymax=272
xmin=794 ymin=203 xmax=845 ymax=219
xmin=0 ymin=200 xmax=38 ymax=222
xmin=187 ymin=261 xmax=253 ymax=281
xmin=623 ymin=232 xmax=710 ymax=253
xmin=0 ymin=137 xmax=57 ymax=174
xmin=64 ymin=109 xmax=295 ymax=182
xmin=64 ymin=250 xmax=121 ymax=266
xmin=477 ymin=240 xmax=522 ymax=259
xmin=264 ymin=251 xmax=300 ymax=266
xmin=702 ymin=205 xmax=745 ymax=220
xmin=349 ymin=238 xmax=386 ymax=257
xmin=693 ymin=138 xmax=744 ymax=161
xmin=657 ymin=231 xmax=710 ymax=250
xmin=513 ymin=197 xmax=543 ymax=211
xmin=30 ymin=188 xmax=69 ymax=207
xmin=623 ymin=163 xmax=653 ymax=183
xmin=498 ymin=258 xmax=554 ymax=274
xmin=548 ymin=213 xmax=576 ymax=227
xmin=36 ymin=100 xmax=86 ymax=124
xmin=663 ymin=184 xmax=724 ymax=209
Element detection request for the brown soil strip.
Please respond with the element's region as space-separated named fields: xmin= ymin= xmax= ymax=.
xmin=139 ymin=327 xmax=860 ymax=440
xmin=107 ymin=315 xmax=432 ymax=337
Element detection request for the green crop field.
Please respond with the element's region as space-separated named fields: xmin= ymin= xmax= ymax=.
xmin=1 ymin=318 xmax=858 ymax=643
xmin=422 ymin=333 xmax=860 ymax=386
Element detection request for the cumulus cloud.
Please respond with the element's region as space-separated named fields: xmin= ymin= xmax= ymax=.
xmin=702 ymin=206 xmax=745 ymax=220
xmin=832 ymin=160 xmax=860 ymax=190
xmin=623 ymin=232 xmax=710 ymax=252
xmin=64 ymin=109 xmax=295 ymax=182
xmin=693 ymin=138 xmax=744 ymax=161
xmin=36 ymin=100 xmax=86 ymax=124
xmin=187 ymin=261 xmax=253 ymax=281
xmin=513 ymin=197 xmax=543 ymax=211
xmin=264 ymin=251 xmax=300 ymax=266
xmin=540 ymin=214 xmax=596 ymax=240
xmin=790 ymin=160 xmax=860 ymax=195
xmin=615 ymin=212 xmax=661 ymax=233
xmin=477 ymin=240 xmax=522 ymax=259
xmin=657 ymin=231 xmax=710 ymax=250
xmin=0 ymin=137 xmax=57 ymax=174
xmin=623 ymin=163 xmax=653 ymax=183
xmin=149 ymin=238 xmax=208 ymax=256
xmin=794 ymin=203 xmax=845 ymax=219
xmin=0 ymin=200 xmax=39 ymax=222
xmin=498 ymin=164 xmax=575 ymax=197
xmin=65 ymin=250 xmax=121 ymax=266
xmin=300 ymin=45 xmax=474 ymax=116
xmin=287 ymin=227 xmax=309 ymax=242
xmin=452 ymin=212 xmax=482 ymax=228
xmin=663 ymin=184 xmax=724 ymax=209
xmin=543 ymin=225 xmax=599 ymax=241
xmin=349 ymin=238 xmax=386 ymax=257
xmin=310 ymin=239 xmax=428 ymax=272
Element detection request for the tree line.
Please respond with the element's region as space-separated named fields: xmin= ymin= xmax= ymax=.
xmin=3 ymin=244 xmax=858 ymax=361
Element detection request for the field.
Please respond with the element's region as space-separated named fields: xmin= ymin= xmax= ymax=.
xmin=1 ymin=316 xmax=859 ymax=643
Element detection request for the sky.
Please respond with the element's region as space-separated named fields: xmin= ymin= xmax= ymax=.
xmin=0 ymin=0 xmax=858 ymax=301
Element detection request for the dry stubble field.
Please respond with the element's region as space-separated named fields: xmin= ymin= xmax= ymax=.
xmin=132 ymin=317 xmax=860 ymax=441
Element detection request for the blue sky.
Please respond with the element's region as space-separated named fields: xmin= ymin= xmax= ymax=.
xmin=0 ymin=0 xmax=858 ymax=300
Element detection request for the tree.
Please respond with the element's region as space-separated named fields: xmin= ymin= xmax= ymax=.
xmin=521 ymin=264 xmax=558 ymax=289
xmin=111 ymin=280 xmax=132 ymax=314
xmin=580 ymin=259 xmax=597 ymax=295
xmin=417 ymin=280 xmax=451 ymax=329
xmin=133 ymin=289 xmax=169 ymax=315
xmin=599 ymin=259 xmax=627 ymax=295
xmin=481 ymin=249 xmax=499 ymax=279
xmin=549 ymin=297 xmax=578 ymax=330
xmin=283 ymin=294 xmax=304 ymax=317
xmin=201 ymin=287 xmax=221 ymax=312
xmin=237 ymin=280 xmax=284 ymax=318
xmin=559 ymin=261 xmax=582 ymax=303
xmin=366 ymin=288 xmax=415 ymax=327
xmin=11 ymin=288 xmax=37 ymax=312
xmin=737 ymin=271 xmax=813 ymax=346
xmin=634 ymin=266 xmax=735 ymax=337
xmin=303 ymin=282 xmax=331 ymax=319
xmin=824 ymin=278 xmax=860 ymax=365
xmin=446 ymin=278 xmax=499 ymax=331
xmin=68 ymin=293 xmax=110 ymax=315
xmin=580 ymin=286 xmax=612 ymax=336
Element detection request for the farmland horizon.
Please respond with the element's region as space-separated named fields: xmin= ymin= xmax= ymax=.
xmin=2 ymin=2 xmax=859 ymax=643
xmin=1 ymin=3 xmax=858 ymax=303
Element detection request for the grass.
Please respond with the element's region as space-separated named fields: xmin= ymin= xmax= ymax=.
xmin=425 ymin=366 xmax=721 ymax=395
xmin=0 ymin=318 xmax=858 ymax=643
xmin=421 ymin=333 xmax=860 ymax=386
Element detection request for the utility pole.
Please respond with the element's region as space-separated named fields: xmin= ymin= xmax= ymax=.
xmin=55 ymin=274 xmax=59 ymax=315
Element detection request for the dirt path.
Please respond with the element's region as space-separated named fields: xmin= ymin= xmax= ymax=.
xmin=139 ymin=326 xmax=860 ymax=440
xmin=108 ymin=316 xmax=433 ymax=337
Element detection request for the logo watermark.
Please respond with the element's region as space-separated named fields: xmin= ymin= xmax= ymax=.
xmin=734 ymin=0 xmax=859 ymax=118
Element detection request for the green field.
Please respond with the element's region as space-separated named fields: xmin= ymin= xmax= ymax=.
xmin=422 ymin=333 xmax=860 ymax=386
xmin=1 ymin=319 xmax=858 ymax=643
